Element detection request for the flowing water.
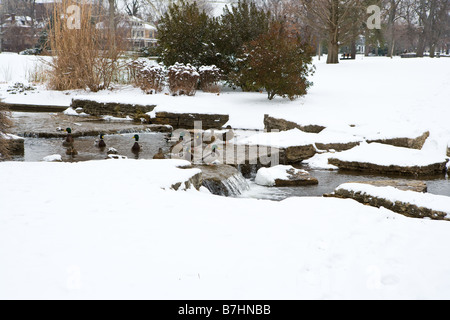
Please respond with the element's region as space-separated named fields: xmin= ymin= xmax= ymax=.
xmin=239 ymin=168 xmax=450 ymax=200
xmin=8 ymin=112 xmax=450 ymax=200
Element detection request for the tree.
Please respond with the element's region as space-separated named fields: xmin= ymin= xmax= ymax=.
xmin=217 ymin=0 xmax=271 ymax=74
xmin=302 ymin=0 xmax=363 ymax=63
xmin=156 ymin=1 xmax=220 ymax=67
xmin=236 ymin=22 xmax=315 ymax=100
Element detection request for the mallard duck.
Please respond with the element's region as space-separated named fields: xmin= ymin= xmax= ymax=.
xmin=164 ymin=132 xmax=173 ymax=143
xmin=169 ymin=133 xmax=185 ymax=153
xmin=202 ymin=144 xmax=221 ymax=165
xmin=222 ymin=125 xmax=234 ymax=144
xmin=95 ymin=133 xmax=106 ymax=148
xmin=153 ymin=147 xmax=165 ymax=159
xmin=66 ymin=146 xmax=78 ymax=156
xmin=131 ymin=134 xmax=141 ymax=153
xmin=63 ymin=128 xmax=74 ymax=147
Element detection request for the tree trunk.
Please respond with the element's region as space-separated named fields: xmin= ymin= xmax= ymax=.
xmin=327 ymin=40 xmax=339 ymax=64
xmin=326 ymin=0 xmax=339 ymax=64
xmin=108 ymin=0 xmax=116 ymax=51
xmin=351 ymin=40 xmax=356 ymax=59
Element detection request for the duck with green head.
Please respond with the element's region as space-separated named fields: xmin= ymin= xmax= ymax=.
xmin=202 ymin=144 xmax=220 ymax=165
xmin=132 ymin=134 xmax=141 ymax=153
xmin=63 ymin=128 xmax=74 ymax=147
xmin=95 ymin=133 xmax=106 ymax=148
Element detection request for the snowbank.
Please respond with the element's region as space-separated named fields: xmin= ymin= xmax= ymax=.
xmin=2 ymin=160 xmax=450 ymax=299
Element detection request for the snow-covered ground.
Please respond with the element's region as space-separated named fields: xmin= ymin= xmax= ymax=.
xmin=2 ymin=53 xmax=450 ymax=299
xmin=2 ymin=160 xmax=450 ymax=299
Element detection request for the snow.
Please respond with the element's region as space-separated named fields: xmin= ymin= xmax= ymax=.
xmin=329 ymin=142 xmax=448 ymax=167
xmin=43 ymin=154 xmax=62 ymax=162
xmin=2 ymin=160 xmax=450 ymax=299
xmin=237 ymin=128 xmax=363 ymax=148
xmin=2 ymin=53 xmax=450 ymax=299
xmin=255 ymin=165 xmax=309 ymax=187
xmin=336 ymin=183 xmax=450 ymax=216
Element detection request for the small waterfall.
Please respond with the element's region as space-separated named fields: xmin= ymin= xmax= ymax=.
xmin=199 ymin=165 xmax=250 ymax=197
xmin=221 ymin=173 xmax=250 ymax=197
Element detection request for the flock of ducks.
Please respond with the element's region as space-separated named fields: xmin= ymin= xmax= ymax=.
xmin=61 ymin=126 xmax=235 ymax=164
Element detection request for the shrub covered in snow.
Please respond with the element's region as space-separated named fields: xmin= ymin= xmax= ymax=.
xmin=167 ymin=63 xmax=199 ymax=96
xmin=198 ymin=65 xmax=222 ymax=93
xmin=129 ymin=60 xmax=166 ymax=94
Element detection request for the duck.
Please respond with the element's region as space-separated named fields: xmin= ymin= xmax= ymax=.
xmin=131 ymin=134 xmax=141 ymax=153
xmin=222 ymin=125 xmax=234 ymax=144
xmin=153 ymin=147 xmax=165 ymax=159
xmin=63 ymin=128 xmax=74 ymax=147
xmin=204 ymin=129 xmax=216 ymax=145
xmin=169 ymin=133 xmax=185 ymax=153
xmin=202 ymin=144 xmax=221 ymax=165
xmin=66 ymin=146 xmax=78 ymax=156
xmin=164 ymin=132 xmax=174 ymax=143
xmin=95 ymin=133 xmax=106 ymax=148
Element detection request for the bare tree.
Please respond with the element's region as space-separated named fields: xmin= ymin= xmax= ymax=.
xmin=141 ymin=0 xmax=213 ymax=23
xmin=302 ymin=0 xmax=363 ymax=63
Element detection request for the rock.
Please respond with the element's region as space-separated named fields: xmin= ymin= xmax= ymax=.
xmin=171 ymin=171 xmax=203 ymax=191
xmin=264 ymin=114 xmax=325 ymax=133
xmin=329 ymin=183 xmax=450 ymax=221
xmin=328 ymin=158 xmax=447 ymax=176
xmin=255 ymin=165 xmax=318 ymax=187
xmin=367 ymin=131 xmax=430 ymax=150
xmin=330 ymin=180 xmax=428 ymax=194
xmin=315 ymin=141 xmax=360 ymax=152
xmin=328 ymin=143 xmax=448 ymax=176
xmin=151 ymin=111 xmax=229 ymax=129
xmin=5 ymin=134 xmax=24 ymax=155
xmin=43 ymin=154 xmax=62 ymax=162
xmin=282 ymin=145 xmax=317 ymax=163
xmin=192 ymin=164 xmax=249 ymax=196
xmin=71 ymin=99 xmax=156 ymax=118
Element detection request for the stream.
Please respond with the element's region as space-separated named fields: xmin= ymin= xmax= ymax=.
xmin=8 ymin=112 xmax=450 ymax=201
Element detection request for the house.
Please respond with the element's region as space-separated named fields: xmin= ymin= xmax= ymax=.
xmin=96 ymin=15 xmax=158 ymax=52
xmin=1 ymin=14 xmax=38 ymax=52
xmin=127 ymin=16 xmax=157 ymax=50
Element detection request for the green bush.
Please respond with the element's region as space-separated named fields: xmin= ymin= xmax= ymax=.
xmin=236 ymin=22 xmax=315 ymax=100
xmin=156 ymin=1 xmax=220 ymax=67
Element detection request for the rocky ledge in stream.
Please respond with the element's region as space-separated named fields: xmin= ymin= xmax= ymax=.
xmin=191 ymin=164 xmax=249 ymax=197
xmin=325 ymin=180 xmax=450 ymax=221
xmin=255 ymin=165 xmax=318 ymax=187
xmin=327 ymin=143 xmax=448 ymax=176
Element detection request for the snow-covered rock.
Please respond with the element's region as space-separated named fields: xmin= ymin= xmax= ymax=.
xmin=328 ymin=143 xmax=448 ymax=175
xmin=255 ymin=165 xmax=318 ymax=187
xmin=332 ymin=182 xmax=450 ymax=220
xmin=43 ymin=154 xmax=62 ymax=162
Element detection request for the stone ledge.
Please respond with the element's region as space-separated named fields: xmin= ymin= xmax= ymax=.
xmin=151 ymin=111 xmax=229 ymax=129
xmin=329 ymin=184 xmax=449 ymax=221
xmin=367 ymin=131 xmax=430 ymax=150
xmin=71 ymin=99 xmax=156 ymax=118
xmin=327 ymin=158 xmax=447 ymax=176
xmin=264 ymin=114 xmax=325 ymax=133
